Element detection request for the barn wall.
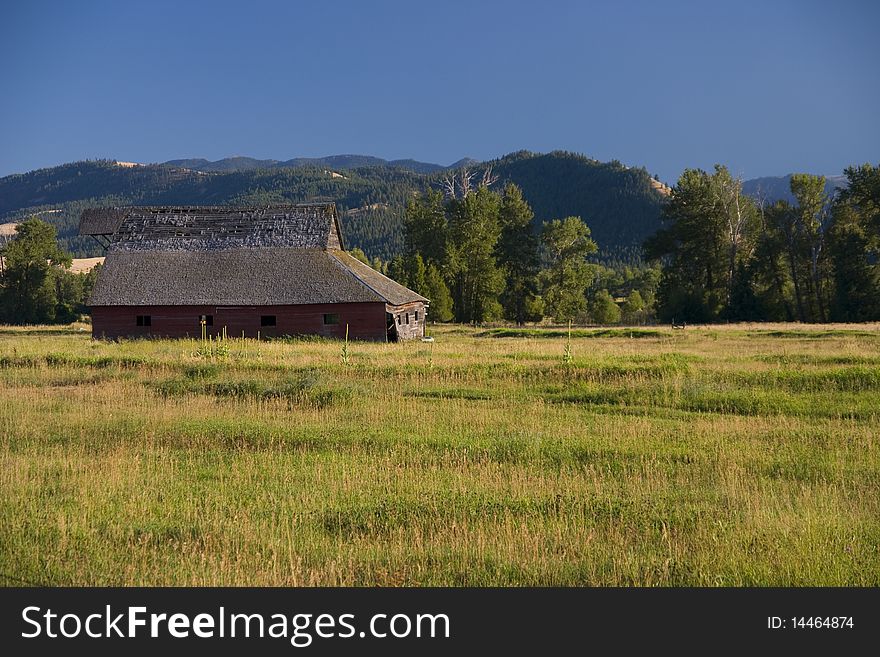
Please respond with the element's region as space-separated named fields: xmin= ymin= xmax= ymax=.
xmin=387 ymin=302 xmax=427 ymax=341
xmin=91 ymin=303 xmax=388 ymax=340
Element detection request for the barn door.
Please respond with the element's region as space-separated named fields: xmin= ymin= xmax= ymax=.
xmin=386 ymin=312 xmax=398 ymax=342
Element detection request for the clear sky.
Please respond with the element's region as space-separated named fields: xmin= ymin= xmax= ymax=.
xmin=1 ymin=0 xmax=878 ymax=181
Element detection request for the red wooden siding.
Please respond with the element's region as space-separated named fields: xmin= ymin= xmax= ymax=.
xmin=91 ymin=302 xmax=390 ymax=340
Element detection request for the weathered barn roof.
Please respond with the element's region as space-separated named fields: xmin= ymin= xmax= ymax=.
xmin=79 ymin=208 xmax=128 ymax=236
xmin=330 ymin=250 xmax=428 ymax=307
xmin=90 ymin=248 xmax=395 ymax=306
xmin=81 ymin=203 xmax=427 ymax=308
xmin=79 ymin=204 xmax=344 ymax=250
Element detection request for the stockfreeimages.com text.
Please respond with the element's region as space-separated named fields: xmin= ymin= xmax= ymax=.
xmin=21 ymin=605 xmax=450 ymax=647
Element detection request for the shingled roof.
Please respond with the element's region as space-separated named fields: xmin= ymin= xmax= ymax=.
xmin=79 ymin=204 xmax=344 ymax=250
xmin=79 ymin=208 xmax=128 ymax=236
xmin=82 ymin=204 xmax=428 ymax=307
xmin=330 ymin=250 xmax=428 ymax=307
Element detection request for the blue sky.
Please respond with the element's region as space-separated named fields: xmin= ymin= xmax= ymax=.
xmin=1 ymin=0 xmax=878 ymax=181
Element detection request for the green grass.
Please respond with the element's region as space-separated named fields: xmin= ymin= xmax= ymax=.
xmin=1 ymin=322 xmax=879 ymax=586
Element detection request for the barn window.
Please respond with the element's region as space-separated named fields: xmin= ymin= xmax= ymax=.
xmin=397 ymin=315 xmax=401 ymax=325
xmin=323 ymin=313 xmax=339 ymax=325
xmin=415 ymin=311 xmax=419 ymax=322
xmin=136 ymin=315 xmax=151 ymax=326
xmin=405 ymin=313 xmax=410 ymax=324
xmin=261 ymin=315 xmax=276 ymax=327
xmin=199 ymin=314 xmax=213 ymax=326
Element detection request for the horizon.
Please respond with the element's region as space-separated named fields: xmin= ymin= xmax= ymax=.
xmin=2 ymin=0 xmax=878 ymax=181
xmin=0 ymin=151 xmax=856 ymax=185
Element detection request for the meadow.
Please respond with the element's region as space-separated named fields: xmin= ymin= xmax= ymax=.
xmin=1 ymin=322 xmax=879 ymax=586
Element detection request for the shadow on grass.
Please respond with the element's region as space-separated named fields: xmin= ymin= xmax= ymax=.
xmin=0 ymin=327 xmax=86 ymax=336
xmin=748 ymin=330 xmax=880 ymax=339
xmin=478 ymin=328 xmax=668 ymax=339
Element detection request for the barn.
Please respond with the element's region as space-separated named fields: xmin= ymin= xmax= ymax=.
xmin=79 ymin=203 xmax=429 ymax=341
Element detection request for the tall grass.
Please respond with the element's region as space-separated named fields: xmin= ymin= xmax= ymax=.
xmin=0 ymin=323 xmax=878 ymax=586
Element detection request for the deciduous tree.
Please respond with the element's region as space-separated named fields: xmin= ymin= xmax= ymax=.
xmin=589 ymin=289 xmax=621 ymax=325
xmin=0 ymin=218 xmax=73 ymax=324
xmin=540 ymin=216 xmax=597 ymax=322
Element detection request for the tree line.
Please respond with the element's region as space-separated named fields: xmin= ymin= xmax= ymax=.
xmin=5 ymin=161 xmax=876 ymax=328
xmin=645 ymin=163 xmax=880 ymax=323
xmin=371 ymin=174 xmax=659 ymax=325
xmin=2 ymin=186 xmax=655 ymax=327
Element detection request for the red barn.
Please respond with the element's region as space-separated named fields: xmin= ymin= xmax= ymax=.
xmin=79 ymin=204 xmax=428 ymax=341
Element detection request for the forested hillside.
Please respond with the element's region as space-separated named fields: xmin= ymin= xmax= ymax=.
xmin=477 ymin=151 xmax=665 ymax=264
xmin=0 ymin=152 xmax=667 ymax=261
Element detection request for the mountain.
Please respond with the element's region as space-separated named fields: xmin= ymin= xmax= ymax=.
xmin=164 ymin=157 xmax=281 ymax=171
xmin=743 ymin=174 xmax=847 ymax=204
xmin=162 ymin=154 xmax=466 ymax=174
xmin=384 ymin=159 xmax=447 ymax=174
xmin=447 ymin=157 xmax=481 ymax=170
xmin=0 ymin=152 xmax=667 ymax=263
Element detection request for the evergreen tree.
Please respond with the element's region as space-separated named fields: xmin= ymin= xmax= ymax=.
xmin=424 ymin=263 xmax=453 ymax=322
xmin=497 ymin=184 xmax=541 ymax=324
xmin=386 ymin=255 xmax=409 ymax=287
xmin=404 ymin=189 xmax=447 ymax=265
xmin=403 ymin=253 xmax=427 ymax=296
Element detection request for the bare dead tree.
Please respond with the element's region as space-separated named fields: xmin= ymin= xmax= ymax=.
xmin=442 ymin=167 xmax=493 ymax=199
xmin=441 ymin=173 xmax=457 ymax=199
xmin=479 ymin=164 xmax=499 ymax=189
xmin=458 ymin=168 xmax=475 ymax=198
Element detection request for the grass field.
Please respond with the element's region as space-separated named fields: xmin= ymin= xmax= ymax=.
xmin=1 ymin=322 xmax=879 ymax=586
